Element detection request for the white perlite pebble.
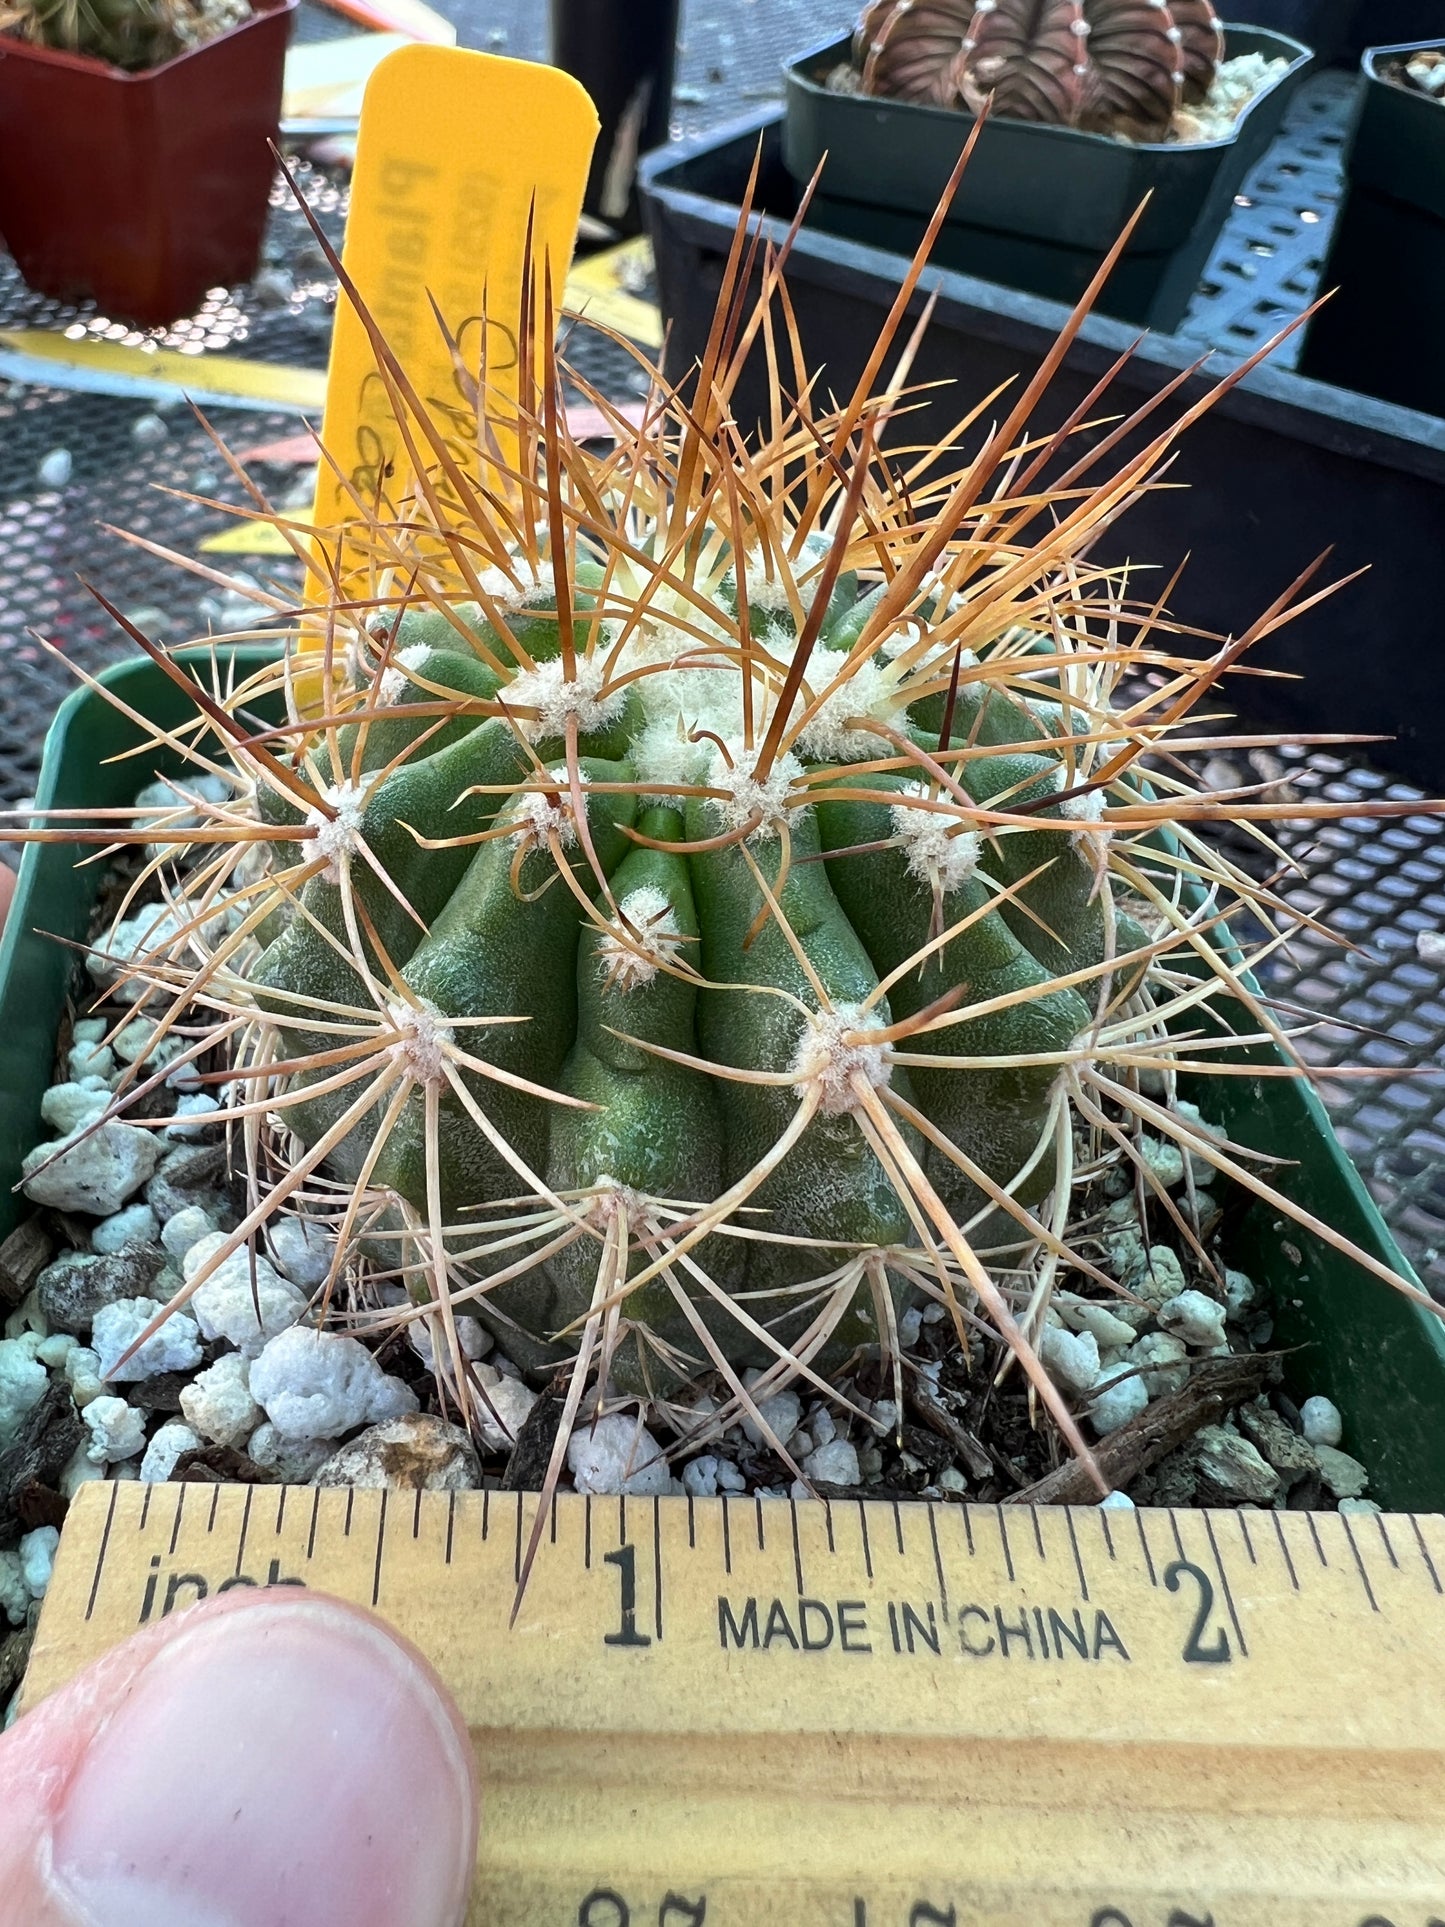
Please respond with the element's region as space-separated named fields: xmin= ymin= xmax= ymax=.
xmin=64 ymin=1345 xmax=105 ymax=1408
xmin=1416 ymin=929 xmax=1445 ymax=965
xmin=92 ymin=1297 xmax=203 ymax=1382
xmin=1338 ymin=1497 xmax=1382 ymax=1516
xmin=180 ymin=1351 xmax=262 ymax=1448
xmin=1129 ymin=1244 xmax=1189 ymax=1306
xmin=67 ymin=1039 xmax=115 ymax=1083
xmin=809 ymin=1406 xmax=837 ymax=1449
xmin=60 ymin=1444 xmax=106 ymax=1500
xmin=21 ymin=1121 xmax=160 ymax=1216
xmin=1138 ymin=1136 xmax=1186 ymax=1190
xmin=248 ymin=1327 xmax=419 ymax=1441
xmin=1300 ymin=1395 xmax=1343 ymax=1449
xmin=0 ymin=1334 xmax=48 ymax=1447
xmin=473 ymin=1369 xmax=537 ymax=1451
xmin=265 ymin=1217 xmax=336 ymax=1290
xmin=41 ymin=1079 xmax=113 ymax=1135
xmin=1089 ymin=1368 xmax=1149 ymax=1436
xmin=0 ymin=1549 xmax=29 ymax=1626
xmin=161 ymin=1204 xmax=218 ymax=1264
xmin=183 ymin=1234 xmax=308 ymax=1357
xmin=247 ymin=1422 xmax=332 ymax=1483
xmin=165 ymin=1094 xmax=220 ymax=1140
xmin=803 ymin=1438 xmax=861 ymax=1486
xmin=36 ymin=1333 xmax=77 ymax=1369
xmin=567 ymin=1414 xmax=671 ymax=1496
xmin=896 ymin=1305 xmax=923 ymax=1349
xmin=86 ymin=905 xmax=187 ymax=1003
xmin=84 ymin=1395 xmax=148 ymax=1463
xmin=19 ymin=1525 xmax=60 ymax=1600
xmin=408 ymin=1315 xmax=490 ymax=1369
xmin=1157 ymin=1289 xmax=1227 ymax=1350
xmin=1223 ymin=1268 xmax=1256 ymax=1317
xmin=1099 ymin=1489 xmax=1136 ymax=1510
xmin=140 ymin=1421 xmax=202 ymax=1483
xmin=739 ymin=1378 xmax=802 ymax=1451
xmin=1059 ymin=1298 xmax=1138 ymax=1350
xmin=91 ymin=1202 xmax=160 ymax=1255
xmin=714 ymin=1459 xmax=747 ymax=1494
xmin=1313 ymin=1444 xmax=1369 ymax=1500
xmin=1128 ymin=1331 xmax=1189 ymax=1398
xmin=1040 ymin=1324 xmax=1100 ymax=1396
xmin=682 ymin=1455 xmax=721 ymax=1498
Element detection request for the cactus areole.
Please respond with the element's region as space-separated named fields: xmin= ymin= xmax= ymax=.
xmin=853 ymin=0 xmax=1225 ymax=135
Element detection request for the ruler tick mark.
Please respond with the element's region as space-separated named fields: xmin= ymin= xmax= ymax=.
xmin=583 ymin=1495 xmax=591 ymax=1569
xmin=274 ymin=1487 xmax=286 ymax=1535
xmin=721 ymin=1497 xmax=732 ymax=1575
xmin=996 ymin=1508 xmax=1014 ymax=1584
xmin=1203 ymin=1510 xmax=1248 ymax=1658
xmin=482 ymin=1490 xmax=490 ymax=1543
xmin=1099 ymin=1508 xmax=1116 ymax=1560
xmin=927 ymin=1504 xmax=949 ymax=1621
xmin=892 ymin=1502 xmax=905 ymax=1558
xmin=445 ymin=1492 xmax=455 ymax=1565
xmin=858 ymin=1502 xmax=873 ymax=1581
xmin=619 ymin=1495 xmax=628 ymax=1545
xmin=207 ymin=1484 xmax=220 ymax=1534
xmin=168 ymin=1484 xmax=186 ymax=1558
xmin=1237 ymin=1511 xmax=1257 ymax=1565
xmin=1306 ymin=1513 xmax=1329 ymax=1568
xmin=687 ymin=1494 xmax=695 ymax=1549
xmin=653 ymin=1495 xmax=663 ymax=1643
xmin=962 ymin=1506 xmax=975 ymax=1558
xmin=789 ymin=1500 xmax=805 ymax=1596
xmin=1030 ymin=1508 xmax=1045 ymax=1562
xmin=1411 ymin=1514 xmax=1442 ymax=1593
xmin=1168 ymin=1508 xmax=1187 ymax=1566
xmin=824 ymin=1501 xmax=835 ymax=1556
xmin=755 ymin=1495 xmax=765 ymax=1552
xmin=1340 ymin=1511 xmax=1379 ymax=1613
xmin=550 ymin=1493 xmax=558 ymax=1546
xmin=344 ymin=1489 xmax=354 ymax=1539
xmin=306 ymin=1489 xmax=320 ymax=1562
xmin=85 ymin=1481 xmax=120 ymax=1622
xmin=1135 ymin=1508 xmax=1157 ymax=1586
xmin=234 ymin=1486 xmax=253 ymax=1577
xmin=514 ymin=1494 xmax=524 ymax=1587
xmin=412 ymin=1489 xmax=422 ymax=1540
xmin=373 ymin=1491 xmax=388 ymax=1607
xmin=1375 ymin=1511 xmax=1399 ymax=1569
xmin=139 ymin=1485 xmax=152 ymax=1531
xmin=1064 ymin=1508 xmax=1089 ymax=1602
xmin=1271 ymin=1509 xmax=1299 ymax=1590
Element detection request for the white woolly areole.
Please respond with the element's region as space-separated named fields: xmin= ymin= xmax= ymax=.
xmin=632 ymin=714 xmax=714 ymax=795
xmin=712 ymin=743 xmax=803 ymax=841
xmin=306 ymin=777 xmax=374 ymax=881
xmin=795 ymin=656 xmax=905 ymax=763
xmin=790 ymin=1003 xmax=891 ymax=1115
xmin=596 ymin=885 xmax=683 ymax=990
xmin=891 ymin=782 xmax=983 ymax=892
xmin=511 ymin=767 xmax=587 ymax=850
xmin=476 ymin=559 xmax=554 ymax=613
xmin=736 ymin=541 xmax=793 ymax=614
xmin=387 ymin=998 xmax=454 ymax=1083
xmin=503 ymin=655 xmax=627 ymax=743
xmin=1057 ymin=783 xmax=1110 ymax=845
xmin=584 ymin=1176 xmax=645 ymax=1227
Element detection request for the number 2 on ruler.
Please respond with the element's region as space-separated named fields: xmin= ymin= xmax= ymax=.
xmin=1163 ymin=1560 xmax=1231 ymax=1665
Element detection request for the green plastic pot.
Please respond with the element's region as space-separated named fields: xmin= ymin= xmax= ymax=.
xmin=1299 ymin=41 xmax=1445 ymax=416
xmin=2 ymin=655 xmax=1443 ymax=1507
xmin=782 ymin=26 xmax=1312 ymax=331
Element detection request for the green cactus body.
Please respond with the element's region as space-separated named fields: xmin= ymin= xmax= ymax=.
xmin=246 ymin=549 xmax=1133 ymax=1379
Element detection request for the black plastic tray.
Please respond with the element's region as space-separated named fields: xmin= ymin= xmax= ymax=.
xmin=784 ymin=27 xmax=1311 ymax=331
xmin=1299 ymin=39 xmax=1445 ymax=416
xmin=640 ymin=111 xmax=1445 ymax=793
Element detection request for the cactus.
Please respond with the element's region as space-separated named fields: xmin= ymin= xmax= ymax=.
xmin=0 ymin=0 xmax=246 ymax=69
xmin=23 ymin=172 xmax=1437 ymax=1513
xmin=853 ymin=0 xmax=1223 ymax=136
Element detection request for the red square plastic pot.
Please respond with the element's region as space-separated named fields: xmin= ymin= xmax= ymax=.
xmin=0 ymin=0 xmax=296 ymax=328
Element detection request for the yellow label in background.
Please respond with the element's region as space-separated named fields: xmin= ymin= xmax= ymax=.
xmin=309 ymin=44 xmax=598 ymax=604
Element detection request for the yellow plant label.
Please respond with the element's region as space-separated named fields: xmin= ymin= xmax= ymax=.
xmin=308 ymin=43 xmax=598 ymax=603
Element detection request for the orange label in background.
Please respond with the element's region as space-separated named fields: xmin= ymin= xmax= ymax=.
xmin=309 ymin=43 xmax=599 ymax=605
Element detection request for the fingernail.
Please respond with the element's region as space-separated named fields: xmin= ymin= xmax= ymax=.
xmin=49 ymin=1593 xmax=476 ymax=1927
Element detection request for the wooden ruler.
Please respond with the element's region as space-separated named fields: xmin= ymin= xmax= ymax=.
xmin=22 ymin=1481 xmax=1445 ymax=1926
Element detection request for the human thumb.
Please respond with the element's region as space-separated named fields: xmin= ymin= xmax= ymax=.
xmin=0 ymin=1585 xmax=478 ymax=1926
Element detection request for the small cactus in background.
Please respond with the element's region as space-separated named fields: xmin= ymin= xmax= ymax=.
xmin=853 ymin=0 xmax=1224 ymax=136
xmin=18 ymin=172 xmax=1436 ymax=1519
xmin=0 ymin=0 xmax=246 ymax=69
